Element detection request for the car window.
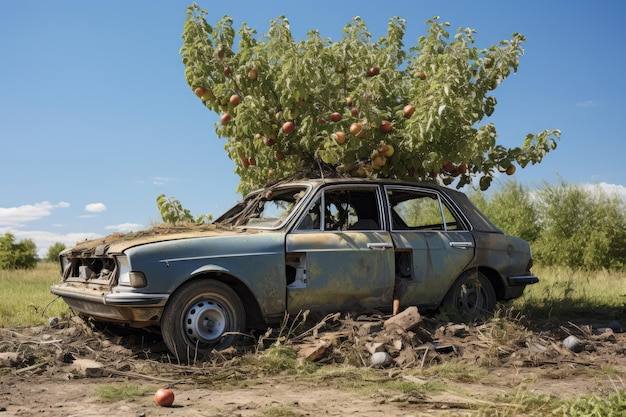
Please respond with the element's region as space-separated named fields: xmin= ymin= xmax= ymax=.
xmin=297 ymin=186 xmax=381 ymax=231
xmin=387 ymin=188 xmax=462 ymax=231
xmin=217 ymin=186 xmax=309 ymax=228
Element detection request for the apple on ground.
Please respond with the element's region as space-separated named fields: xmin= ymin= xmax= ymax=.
xmin=154 ymin=388 xmax=175 ymax=407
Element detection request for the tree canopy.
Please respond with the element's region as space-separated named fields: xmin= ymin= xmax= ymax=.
xmin=181 ymin=3 xmax=560 ymax=195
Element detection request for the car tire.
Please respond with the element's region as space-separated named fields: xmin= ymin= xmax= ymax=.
xmin=161 ymin=280 xmax=245 ymax=362
xmin=442 ymin=270 xmax=496 ymax=318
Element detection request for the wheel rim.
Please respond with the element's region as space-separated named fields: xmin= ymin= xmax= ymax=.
xmin=183 ymin=300 xmax=228 ymax=346
xmin=458 ymin=280 xmax=485 ymax=314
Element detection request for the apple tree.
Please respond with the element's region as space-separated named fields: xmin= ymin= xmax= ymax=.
xmin=181 ymin=3 xmax=560 ymax=195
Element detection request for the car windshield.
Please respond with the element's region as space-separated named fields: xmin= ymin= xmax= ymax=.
xmin=214 ymin=185 xmax=310 ymax=228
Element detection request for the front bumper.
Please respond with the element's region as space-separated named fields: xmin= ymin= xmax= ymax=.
xmin=51 ymin=284 xmax=168 ymax=327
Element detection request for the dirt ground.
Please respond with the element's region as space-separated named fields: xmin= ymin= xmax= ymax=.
xmin=1 ymin=313 xmax=625 ymax=417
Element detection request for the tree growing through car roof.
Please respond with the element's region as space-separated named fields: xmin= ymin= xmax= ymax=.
xmin=181 ymin=3 xmax=560 ymax=196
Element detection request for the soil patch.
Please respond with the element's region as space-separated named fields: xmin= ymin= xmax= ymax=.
xmin=1 ymin=313 xmax=624 ymax=416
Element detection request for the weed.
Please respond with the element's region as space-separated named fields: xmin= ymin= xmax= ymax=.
xmin=93 ymin=383 xmax=153 ymax=402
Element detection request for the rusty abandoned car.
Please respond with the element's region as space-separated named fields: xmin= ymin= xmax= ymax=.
xmin=51 ymin=178 xmax=538 ymax=360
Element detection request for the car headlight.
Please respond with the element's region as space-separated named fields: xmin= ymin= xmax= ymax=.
xmin=116 ymin=256 xmax=147 ymax=288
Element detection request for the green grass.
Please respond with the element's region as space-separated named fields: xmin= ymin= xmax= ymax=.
xmin=0 ymin=262 xmax=70 ymax=327
xmin=93 ymin=383 xmax=155 ymax=402
xmin=512 ymin=265 xmax=626 ymax=321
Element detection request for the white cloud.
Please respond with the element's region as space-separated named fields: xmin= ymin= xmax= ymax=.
xmin=105 ymin=223 xmax=144 ymax=233
xmin=85 ymin=203 xmax=106 ymax=213
xmin=582 ymin=182 xmax=626 ymax=201
xmin=0 ymin=201 xmax=70 ymax=227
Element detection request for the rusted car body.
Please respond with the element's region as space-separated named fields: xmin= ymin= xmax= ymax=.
xmin=51 ymin=178 xmax=538 ymax=360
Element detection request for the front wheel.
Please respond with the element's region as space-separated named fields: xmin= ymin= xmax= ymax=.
xmin=161 ymin=280 xmax=245 ymax=362
xmin=442 ymin=270 xmax=496 ymax=319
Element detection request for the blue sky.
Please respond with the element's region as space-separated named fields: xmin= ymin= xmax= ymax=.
xmin=1 ymin=1 xmax=624 ymax=258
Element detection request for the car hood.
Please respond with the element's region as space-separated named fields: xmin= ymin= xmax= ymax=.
xmin=61 ymin=223 xmax=263 ymax=256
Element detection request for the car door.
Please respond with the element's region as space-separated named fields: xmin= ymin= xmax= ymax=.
xmin=285 ymin=184 xmax=395 ymax=313
xmin=385 ymin=185 xmax=475 ymax=308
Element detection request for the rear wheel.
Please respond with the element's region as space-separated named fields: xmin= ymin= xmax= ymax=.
xmin=161 ymin=280 xmax=245 ymax=362
xmin=443 ymin=270 xmax=496 ymax=318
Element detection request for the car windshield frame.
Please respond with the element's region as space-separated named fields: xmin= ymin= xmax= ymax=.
xmin=214 ymin=183 xmax=312 ymax=229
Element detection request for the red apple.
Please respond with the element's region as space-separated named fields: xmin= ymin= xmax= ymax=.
xmin=229 ymin=94 xmax=241 ymax=106
xmin=154 ymin=388 xmax=175 ymax=407
xmin=367 ymin=66 xmax=380 ymax=77
xmin=275 ymin=151 xmax=285 ymax=161
xmin=442 ymin=161 xmax=455 ymax=173
xmin=263 ymin=136 xmax=276 ymax=146
xmin=282 ymin=121 xmax=295 ymax=134
xmin=194 ymin=87 xmax=206 ymax=98
xmin=330 ymin=112 xmax=342 ymax=122
xmin=402 ymin=104 xmax=415 ymax=118
xmin=379 ymin=120 xmax=392 ymax=133
xmin=220 ymin=113 xmax=231 ymax=124
xmin=248 ymin=157 xmax=257 ymax=166
xmin=316 ymin=117 xmax=326 ymax=124
xmin=223 ymin=67 xmax=232 ymax=77
xmin=350 ymin=107 xmax=359 ymax=117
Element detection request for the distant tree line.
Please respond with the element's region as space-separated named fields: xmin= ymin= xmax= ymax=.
xmin=0 ymin=233 xmax=65 ymax=269
xmin=472 ymin=180 xmax=626 ymax=271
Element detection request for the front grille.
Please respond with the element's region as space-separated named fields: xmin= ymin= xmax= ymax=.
xmin=64 ymin=257 xmax=117 ymax=283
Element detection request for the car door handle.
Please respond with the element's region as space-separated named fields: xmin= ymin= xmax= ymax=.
xmin=367 ymin=242 xmax=393 ymax=250
xmin=449 ymin=241 xmax=474 ymax=249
